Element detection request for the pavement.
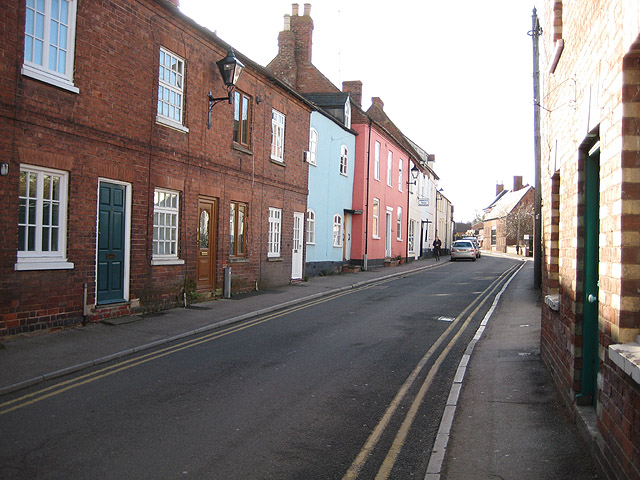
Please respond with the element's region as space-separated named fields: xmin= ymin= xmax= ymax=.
xmin=0 ymin=254 xmax=603 ymax=479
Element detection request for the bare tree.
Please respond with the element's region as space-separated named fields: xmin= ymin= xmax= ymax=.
xmin=505 ymin=201 xmax=534 ymax=246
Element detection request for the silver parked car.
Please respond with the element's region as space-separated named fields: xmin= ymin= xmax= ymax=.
xmin=451 ymin=240 xmax=477 ymax=261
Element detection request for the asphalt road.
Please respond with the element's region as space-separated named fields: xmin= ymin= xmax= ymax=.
xmin=0 ymin=257 xmax=523 ymax=480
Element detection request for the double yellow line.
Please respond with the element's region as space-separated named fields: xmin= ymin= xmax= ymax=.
xmin=343 ymin=262 xmax=521 ymax=480
xmin=0 ymin=271 xmax=437 ymax=416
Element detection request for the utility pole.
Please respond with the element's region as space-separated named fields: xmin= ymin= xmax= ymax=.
xmin=530 ymin=8 xmax=543 ymax=288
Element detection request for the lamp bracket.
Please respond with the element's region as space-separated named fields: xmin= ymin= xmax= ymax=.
xmin=207 ymin=88 xmax=233 ymax=129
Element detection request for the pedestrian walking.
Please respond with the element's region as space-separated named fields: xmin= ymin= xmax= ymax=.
xmin=433 ymin=236 xmax=442 ymax=261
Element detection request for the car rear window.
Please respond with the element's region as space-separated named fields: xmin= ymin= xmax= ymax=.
xmin=454 ymin=241 xmax=472 ymax=247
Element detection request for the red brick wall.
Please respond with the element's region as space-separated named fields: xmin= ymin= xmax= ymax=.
xmin=540 ymin=1 xmax=640 ymax=478
xmin=0 ymin=0 xmax=310 ymax=336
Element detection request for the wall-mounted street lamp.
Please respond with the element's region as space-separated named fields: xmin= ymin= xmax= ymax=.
xmin=407 ymin=163 xmax=420 ymax=185
xmin=207 ymin=49 xmax=245 ymax=129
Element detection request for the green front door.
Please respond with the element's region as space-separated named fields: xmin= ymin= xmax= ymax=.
xmin=580 ymin=145 xmax=600 ymax=405
xmin=97 ymin=182 xmax=126 ymax=304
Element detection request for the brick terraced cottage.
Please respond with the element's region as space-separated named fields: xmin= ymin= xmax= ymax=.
xmin=0 ymin=0 xmax=312 ymax=336
xmin=539 ymin=1 xmax=640 ymax=479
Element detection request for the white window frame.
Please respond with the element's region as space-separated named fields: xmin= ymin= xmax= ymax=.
xmin=306 ymin=209 xmax=316 ymax=245
xmin=372 ymin=198 xmax=380 ymax=239
xmin=271 ymin=109 xmax=286 ymax=162
xmin=387 ymin=151 xmax=393 ymax=187
xmin=340 ymin=145 xmax=348 ymax=176
xmin=268 ymin=207 xmax=282 ymax=257
xmin=374 ymin=141 xmax=381 ymax=181
xmin=309 ymin=128 xmax=318 ymax=166
xmin=16 ymin=164 xmax=73 ymax=270
xmin=398 ymin=159 xmax=403 ymax=192
xmin=333 ymin=214 xmax=343 ymax=247
xmin=22 ymin=0 xmax=79 ymax=93
xmin=151 ymin=188 xmax=184 ymax=266
xmin=156 ymin=47 xmax=188 ymax=132
xmin=397 ymin=206 xmax=403 ymax=240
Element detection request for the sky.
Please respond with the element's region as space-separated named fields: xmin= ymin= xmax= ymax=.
xmin=179 ymin=0 xmax=542 ymax=223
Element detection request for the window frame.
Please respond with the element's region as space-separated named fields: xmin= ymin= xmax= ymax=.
xmin=156 ymin=47 xmax=188 ymax=132
xmin=491 ymin=226 xmax=497 ymax=246
xmin=387 ymin=151 xmax=393 ymax=187
xmin=308 ymin=128 xmax=318 ymax=166
xmin=396 ymin=206 xmax=403 ymax=240
xmin=333 ymin=214 xmax=343 ymax=247
xmin=16 ymin=164 xmax=73 ymax=270
xmin=340 ymin=145 xmax=348 ymax=176
xmin=306 ymin=209 xmax=316 ymax=245
xmin=398 ymin=159 xmax=403 ymax=192
xmin=233 ymin=91 xmax=252 ymax=148
xmin=151 ymin=188 xmax=184 ymax=265
xmin=374 ymin=141 xmax=381 ymax=181
xmin=271 ymin=109 xmax=286 ymax=162
xmin=229 ymin=201 xmax=248 ymax=258
xmin=268 ymin=207 xmax=282 ymax=258
xmin=372 ymin=198 xmax=380 ymax=239
xmin=22 ymin=0 xmax=79 ymax=93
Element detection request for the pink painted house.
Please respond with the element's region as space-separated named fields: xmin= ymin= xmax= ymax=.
xmin=346 ymin=90 xmax=416 ymax=267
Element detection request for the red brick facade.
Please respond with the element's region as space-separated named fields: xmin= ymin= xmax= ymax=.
xmin=540 ymin=2 xmax=640 ymax=479
xmin=0 ymin=0 xmax=311 ymax=336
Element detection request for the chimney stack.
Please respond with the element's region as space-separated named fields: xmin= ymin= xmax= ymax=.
xmin=371 ymin=97 xmax=384 ymax=109
xmin=496 ymin=183 xmax=504 ymax=195
xmin=289 ymin=3 xmax=314 ymax=64
xmin=342 ymin=80 xmax=362 ymax=108
xmin=513 ymin=175 xmax=523 ymax=191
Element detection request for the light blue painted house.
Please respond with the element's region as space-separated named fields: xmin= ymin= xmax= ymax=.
xmin=303 ymin=93 xmax=357 ymax=276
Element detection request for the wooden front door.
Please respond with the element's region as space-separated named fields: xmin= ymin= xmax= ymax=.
xmin=97 ymin=182 xmax=126 ymax=304
xmin=291 ymin=212 xmax=304 ymax=280
xmin=197 ymin=198 xmax=217 ymax=291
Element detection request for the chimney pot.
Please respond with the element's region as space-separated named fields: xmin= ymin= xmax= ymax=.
xmin=304 ymin=3 xmax=311 ymax=15
xmin=292 ymin=3 xmax=299 ymax=15
xmin=284 ymin=14 xmax=291 ymax=30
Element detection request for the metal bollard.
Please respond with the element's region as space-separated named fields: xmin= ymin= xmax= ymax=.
xmin=223 ymin=267 xmax=231 ymax=299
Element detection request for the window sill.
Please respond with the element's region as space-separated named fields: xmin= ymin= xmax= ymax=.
xmin=544 ymin=294 xmax=560 ymax=311
xmin=229 ymin=257 xmax=249 ymax=264
xmin=151 ymin=258 xmax=185 ymax=266
xmin=15 ymin=260 xmax=74 ymax=271
xmin=267 ymin=256 xmax=282 ymax=262
xmin=156 ymin=116 xmax=189 ymax=133
xmin=232 ymin=143 xmax=253 ymax=155
xmin=22 ymin=64 xmax=79 ymax=93
xmin=270 ymin=157 xmax=285 ymax=166
xmin=609 ymin=336 xmax=640 ymax=385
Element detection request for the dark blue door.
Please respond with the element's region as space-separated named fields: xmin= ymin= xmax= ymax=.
xmin=97 ymin=182 xmax=125 ymax=304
